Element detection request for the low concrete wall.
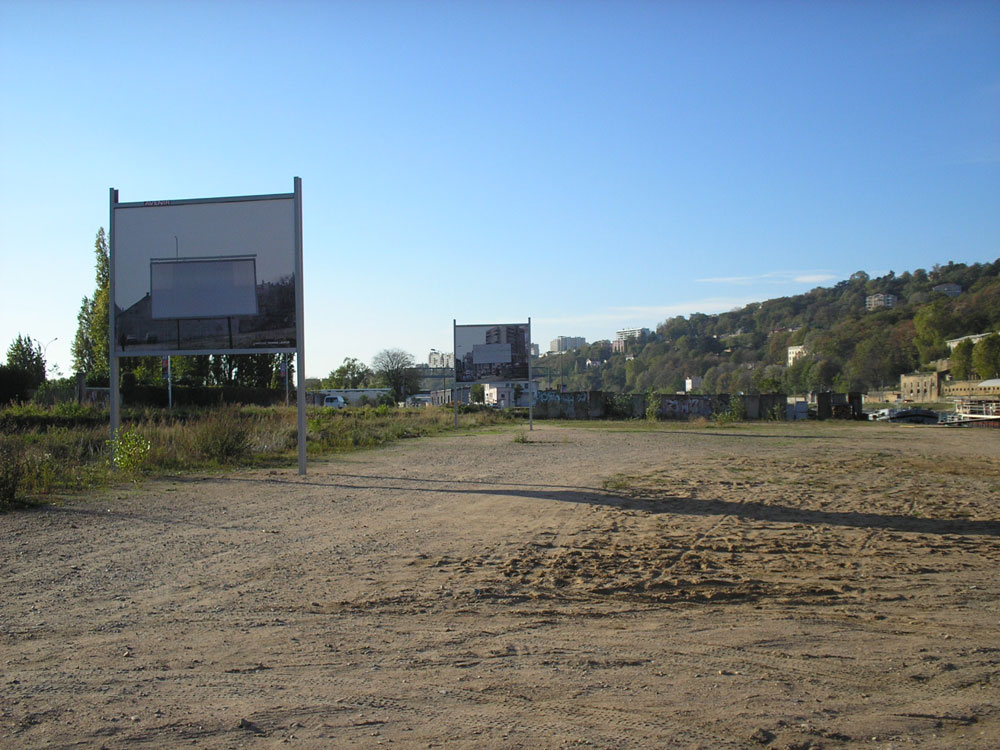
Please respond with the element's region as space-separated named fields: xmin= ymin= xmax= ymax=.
xmin=533 ymin=391 xmax=788 ymax=421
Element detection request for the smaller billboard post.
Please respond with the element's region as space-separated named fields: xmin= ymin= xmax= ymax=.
xmin=453 ymin=318 xmax=533 ymax=430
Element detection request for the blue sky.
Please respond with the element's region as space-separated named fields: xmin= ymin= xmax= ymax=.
xmin=1 ymin=0 xmax=997 ymax=378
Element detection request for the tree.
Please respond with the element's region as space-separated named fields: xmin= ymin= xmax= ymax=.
xmin=72 ymin=228 xmax=110 ymax=381
xmin=913 ymin=299 xmax=957 ymax=364
xmin=950 ymin=339 xmax=975 ymax=381
xmin=972 ymin=334 xmax=1000 ymax=380
xmin=206 ymin=354 xmax=285 ymax=388
xmin=470 ymin=384 xmax=485 ymax=403
xmin=0 ymin=365 xmax=34 ymax=403
xmin=6 ymin=334 xmax=46 ymax=388
xmin=371 ymin=348 xmax=420 ymax=402
xmin=172 ymin=355 xmax=212 ymax=386
xmin=323 ymin=357 xmax=373 ymax=389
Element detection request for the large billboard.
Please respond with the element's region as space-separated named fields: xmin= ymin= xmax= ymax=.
xmin=111 ymin=191 xmax=298 ymax=355
xmin=454 ymin=321 xmax=531 ymax=383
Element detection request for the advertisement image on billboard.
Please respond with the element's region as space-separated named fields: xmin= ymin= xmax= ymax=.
xmin=112 ymin=193 xmax=298 ymax=355
xmin=454 ymin=322 xmax=530 ymax=383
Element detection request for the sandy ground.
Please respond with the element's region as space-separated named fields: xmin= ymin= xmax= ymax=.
xmin=2 ymin=421 xmax=999 ymax=749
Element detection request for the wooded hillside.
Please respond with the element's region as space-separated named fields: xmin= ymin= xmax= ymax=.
xmin=535 ymin=260 xmax=1000 ymax=395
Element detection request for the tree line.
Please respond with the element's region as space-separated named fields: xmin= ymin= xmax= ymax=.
xmin=4 ymin=228 xmax=998 ymax=406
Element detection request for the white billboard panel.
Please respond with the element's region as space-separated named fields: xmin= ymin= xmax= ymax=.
xmin=454 ymin=322 xmax=530 ymax=383
xmin=112 ymin=193 xmax=297 ymax=354
xmin=472 ymin=342 xmax=512 ymax=365
xmin=151 ymin=256 xmax=258 ymax=319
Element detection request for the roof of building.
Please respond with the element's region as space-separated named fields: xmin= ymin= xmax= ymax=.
xmin=979 ymin=379 xmax=1000 ymax=387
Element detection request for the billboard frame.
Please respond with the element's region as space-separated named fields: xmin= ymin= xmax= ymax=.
xmin=453 ymin=318 xmax=533 ymax=429
xmin=109 ymin=178 xmax=309 ymax=474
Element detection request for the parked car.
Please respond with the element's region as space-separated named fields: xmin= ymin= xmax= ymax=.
xmin=323 ymin=394 xmax=347 ymax=409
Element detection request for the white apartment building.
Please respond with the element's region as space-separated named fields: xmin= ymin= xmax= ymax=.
xmin=612 ymin=327 xmax=649 ymax=353
xmin=550 ymin=335 xmax=586 ymax=353
xmin=865 ymin=293 xmax=897 ymax=311
xmin=787 ymin=345 xmax=808 ymax=366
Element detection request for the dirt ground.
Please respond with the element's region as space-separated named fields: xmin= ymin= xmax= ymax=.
xmin=3 ymin=421 xmax=999 ymax=749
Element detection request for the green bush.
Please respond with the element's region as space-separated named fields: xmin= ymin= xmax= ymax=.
xmin=715 ymin=394 xmax=748 ymax=424
xmin=645 ymin=390 xmax=659 ymax=422
xmin=108 ymin=426 xmax=151 ymax=478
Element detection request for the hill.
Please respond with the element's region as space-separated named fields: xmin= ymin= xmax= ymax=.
xmin=535 ymin=259 xmax=1000 ymax=395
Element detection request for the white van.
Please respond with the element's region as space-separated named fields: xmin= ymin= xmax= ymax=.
xmin=323 ymin=394 xmax=347 ymax=409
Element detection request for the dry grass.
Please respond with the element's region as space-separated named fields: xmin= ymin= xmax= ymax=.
xmin=0 ymin=404 xmax=522 ymax=506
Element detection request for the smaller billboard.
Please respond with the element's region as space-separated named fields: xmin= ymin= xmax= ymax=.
xmin=454 ymin=322 xmax=530 ymax=383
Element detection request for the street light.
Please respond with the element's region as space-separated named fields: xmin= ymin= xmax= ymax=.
xmin=42 ymin=337 xmax=57 ymax=377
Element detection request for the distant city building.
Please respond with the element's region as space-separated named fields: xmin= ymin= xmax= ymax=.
xmin=865 ymin=293 xmax=897 ymax=311
xmin=932 ymin=282 xmax=962 ymax=298
xmin=550 ymin=335 xmax=586 ymax=353
xmin=427 ymin=349 xmax=454 ymax=369
xmin=787 ymin=345 xmax=808 ymax=367
xmin=530 ymin=343 xmax=539 ymax=357
xmin=612 ymin=327 xmax=649 ymax=353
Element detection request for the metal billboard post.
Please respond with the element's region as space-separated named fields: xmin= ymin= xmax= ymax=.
xmin=453 ymin=319 xmax=459 ymax=428
xmin=109 ymin=188 xmax=120 ymax=461
xmin=294 ymin=177 xmax=307 ymax=475
xmin=528 ymin=317 xmax=533 ymax=431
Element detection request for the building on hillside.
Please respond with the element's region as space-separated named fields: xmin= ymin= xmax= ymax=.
xmin=685 ymin=376 xmax=703 ymax=393
xmin=946 ymin=332 xmax=998 ymax=351
xmin=865 ymin=293 xmax=897 ymax=311
xmin=900 ymin=371 xmax=945 ymax=402
xmin=612 ymin=327 xmax=649 ymax=353
xmin=787 ymin=345 xmax=808 ymax=367
xmin=933 ymin=282 xmax=962 ymax=298
xmin=549 ymin=335 xmax=586 ymax=353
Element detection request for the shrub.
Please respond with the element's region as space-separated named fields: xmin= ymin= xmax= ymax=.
xmin=645 ymin=390 xmax=659 ymax=422
xmin=193 ymin=407 xmax=251 ymax=463
xmin=108 ymin=426 xmax=151 ymax=478
xmin=715 ymin=394 xmax=748 ymax=424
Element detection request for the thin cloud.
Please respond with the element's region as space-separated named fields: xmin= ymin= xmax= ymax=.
xmin=536 ymin=297 xmax=764 ymax=328
xmin=696 ymin=270 xmax=837 ymax=286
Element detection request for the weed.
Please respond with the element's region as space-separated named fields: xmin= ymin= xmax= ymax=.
xmin=109 ymin=427 xmax=151 ymax=479
xmin=513 ymin=431 xmax=529 ymax=444
xmin=602 ymin=473 xmax=633 ymax=492
xmin=0 ymin=404 xmax=529 ymax=506
xmin=193 ymin=407 xmax=251 ymax=464
xmin=0 ymin=441 xmax=24 ymax=508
